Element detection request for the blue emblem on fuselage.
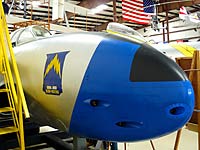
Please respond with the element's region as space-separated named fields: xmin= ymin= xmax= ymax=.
xmin=43 ymin=51 xmax=69 ymax=95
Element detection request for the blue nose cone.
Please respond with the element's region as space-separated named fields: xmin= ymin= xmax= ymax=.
xmin=69 ymin=36 xmax=194 ymax=142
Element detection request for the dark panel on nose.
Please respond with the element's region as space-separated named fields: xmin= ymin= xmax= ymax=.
xmin=130 ymin=44 xmax=188 ymax=82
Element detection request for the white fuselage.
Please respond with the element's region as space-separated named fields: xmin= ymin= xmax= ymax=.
xmin=13 ymin=33 xmax=104 ymax=128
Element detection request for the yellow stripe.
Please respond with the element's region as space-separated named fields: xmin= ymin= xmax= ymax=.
xmin=170 ymin=43 xmax=196 ymax=57
xmin=106 ymin=29 xmax=145 ymax=43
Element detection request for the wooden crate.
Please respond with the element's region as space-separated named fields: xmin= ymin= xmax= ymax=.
xmin=176 ymin=57 xmax=197 ymax=124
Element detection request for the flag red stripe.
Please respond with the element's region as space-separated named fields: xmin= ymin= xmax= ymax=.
xmin=122 ymin=3 xmax=143 ymax=12
xmin=123 ymin=11 xmax=150 ymax=20
xmin=123 ymin=17 xmax=150 ymax=25
xmin=122 ymin=8 xmax=149 ymax=17
xmin=123 ymin=0 xmax=143 ymax=5
xmin=123 ymin=13 xmax=150 ymax=21
xmin=122 ymin=0 xmax=143 ymax=8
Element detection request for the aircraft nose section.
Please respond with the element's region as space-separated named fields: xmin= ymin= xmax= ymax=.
xmin=69 ymin=38 xmax=194 ymax=142
xmin=126 ymin=43 xmax=194 ymax=140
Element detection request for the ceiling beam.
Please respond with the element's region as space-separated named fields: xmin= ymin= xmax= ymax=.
xmin=68 ymin=18 xmax=106 ymax=23
xmin=93 ymin=13 xmax=113 ymax=18
xmin=107 ymin=4 xmax=122 ymax=9
xmin=190 ymin=5 xmax=200 ymax=9
xmin=70 ymin=15 xmax=109 ymax=21
xmin=69 ymin=22 xmax=95 ymax=26
xmin=168 ymin=11 xmax=179 ymax=16
xmin=158 ymin=0 xmax=200 ymax=12
xmin=68 ymin=20 xmax=101 ymax=25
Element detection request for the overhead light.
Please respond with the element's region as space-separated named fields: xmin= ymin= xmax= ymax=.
xmin=89 ymin=4 xmax=108 ymax=14
xmin=32 ymin=1 xmax=41 ymax=7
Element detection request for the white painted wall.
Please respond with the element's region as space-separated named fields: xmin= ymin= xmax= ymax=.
xmin=51 ymin=0 xmax=64 ymax=20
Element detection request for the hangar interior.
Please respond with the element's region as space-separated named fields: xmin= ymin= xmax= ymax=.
xmin=0 ymin=0 xmax=200 ymax=150
xmin=5 ymin=0 xmax=200 ymax=42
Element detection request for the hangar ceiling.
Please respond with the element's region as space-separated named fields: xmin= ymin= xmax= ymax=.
xmin=5 ymin=0 xmax=200 ymax=31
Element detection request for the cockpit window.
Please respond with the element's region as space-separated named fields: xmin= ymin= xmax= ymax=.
xmin=32 ymin=26 xmax=51 ymax=38
xmin=18 ymin=28 xmax=35 ymax=44
xmin=10 ymin=25 xmax=51 ymax=46
xmin=106 ymin=22 xmax=147 ymax=43
xmin=11 ymin=29 xmax=23 ymax=43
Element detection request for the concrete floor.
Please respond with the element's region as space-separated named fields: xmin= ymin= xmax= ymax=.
xmin=118 ymin=127 xmax=198 ymax=150
xmin=38 ymin=126 xmax=198 ymax=150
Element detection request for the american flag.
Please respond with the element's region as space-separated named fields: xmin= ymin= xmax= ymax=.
xmin=122 ymin=0 xmax=155 ymax=25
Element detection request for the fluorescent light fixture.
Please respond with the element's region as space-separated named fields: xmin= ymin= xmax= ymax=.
xmin=89 ymin=4 xmax=108 ymax=14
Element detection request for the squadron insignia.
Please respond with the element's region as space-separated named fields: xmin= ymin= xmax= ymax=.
xmin=43 ymin=51 xmax=69 ymax=95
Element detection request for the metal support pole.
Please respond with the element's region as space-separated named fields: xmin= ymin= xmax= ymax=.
xmin=64 ymin=12 xmax=70 ymax=27
xmin=86 ymin=11 xmax=87 ymax=31
xmin=74 ymin=7 xmax=76 ymax=28
xmin=174 ymin=129 xmax=182 ymax=150
xmin=162 ymin=21 xmax=165 ymax=43
xmin=196 ymin=52 xmax=200 ymax=150
xmin=166 ymin=5 xmax=170 ymax=43
xmin=48 ymin=0 xmax=50 ymax=30
xmin=30 ymin=0 xmax=33 ymax=20
xmin=113 ymin=0 xmax=117 ymax=22
xmin=150 ymin=140 xmax=155 ymax=150
xmin=23 ymin=0 xmax=27 ymax=18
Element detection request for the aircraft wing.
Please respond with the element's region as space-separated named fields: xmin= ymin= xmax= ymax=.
xmin=151 ymin=41 xmax=200 ymax=60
